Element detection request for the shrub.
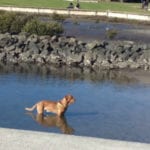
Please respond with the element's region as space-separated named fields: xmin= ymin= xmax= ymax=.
xmin=73 ymin=20 xmax=79 ymax=25
xmin=47 ymin=22 xmax=64 ymax=35
xmin=0 ymin=10 xmax=5 ymax=15
xmin=0 ymin=12 xmax=63 ymax=36
xmin=51 ymin=13 xmax=66 ymax=22
xmin=95 ymin=18 xmax=100 ymax=23
xmin=22 ymin=19 xmax=63 ymax=36
xmin=22 ymin=19 xmax=38 ymax=35
xmin=0 ymin=12 xmax=35 ymax=34
xmin=0 ymin=12 xmax=16 ymax=33
xmin=106 ymin=29 xmax=118 ymax=39
xmin=10 ymin=15 xmax=34 ymax=34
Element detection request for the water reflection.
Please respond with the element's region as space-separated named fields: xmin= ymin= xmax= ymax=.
xmin=0 ymin=62 xmax=139 ymax=85
xmin=26 ymin=113 xmax=74 ymax=134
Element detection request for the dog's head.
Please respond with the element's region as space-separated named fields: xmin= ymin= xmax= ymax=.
xmin=64 ymin=94 xmax=75 ymax=105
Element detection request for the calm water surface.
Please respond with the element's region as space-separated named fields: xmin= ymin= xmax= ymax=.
xmin=0 ymin=63 xmax=150 ymax=143
xmin=63 ymin=19 xmax=150 ymax=43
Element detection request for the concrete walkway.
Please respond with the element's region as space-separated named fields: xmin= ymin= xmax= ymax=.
xmin=0 ymin=6 xmax=150 ymax=21
xmin=0 ymin=127 xmax=150 ymax=150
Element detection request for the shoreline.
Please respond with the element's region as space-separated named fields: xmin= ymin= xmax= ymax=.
xmin=1 ymin=127 xmax=150 ymax=150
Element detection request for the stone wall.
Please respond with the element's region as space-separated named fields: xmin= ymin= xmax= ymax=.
xmin=0 ymin=33 xmax=150 ymax=70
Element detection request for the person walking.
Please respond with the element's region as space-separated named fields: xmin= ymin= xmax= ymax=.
xmin=141 ymin=0 xmax=145 ymax=9
xmin=67 ymin=2 xmax=74 ymax=9
xmin=145 ymin=0 xmax=149 ymax=9
xmin=141 ymin=0 xmax=149 ymax=10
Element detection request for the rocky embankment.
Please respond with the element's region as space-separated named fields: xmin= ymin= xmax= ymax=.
xmin=0 ymin=33 xmax=150 ymax=70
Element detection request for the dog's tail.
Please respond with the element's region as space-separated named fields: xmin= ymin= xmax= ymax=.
xmin=25 ymin=104 xmax=37 ymax=112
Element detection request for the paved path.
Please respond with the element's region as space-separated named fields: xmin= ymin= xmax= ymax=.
xmin=0 ymin=6 xmax=150 ymax=21
xmin=0 ymin=127 xmax=150 ymax=150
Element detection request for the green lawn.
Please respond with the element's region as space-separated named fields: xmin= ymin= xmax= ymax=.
xmin=0 ymin=0 xmax=149 ymax=14
xmin=0 ymin=0 xmax=69 ymax=9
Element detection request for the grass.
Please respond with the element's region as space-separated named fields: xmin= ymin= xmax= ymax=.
xmin=0 ymin=0 xmax=69 ymax=8
xmin=0 ymin=0 xmax=149 ymax=15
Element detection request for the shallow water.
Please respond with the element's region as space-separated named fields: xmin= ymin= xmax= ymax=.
xmin=63 ymin=19 xmax=150 ymax=43
xmin=0 ymin=63 xmax=150 ymax=143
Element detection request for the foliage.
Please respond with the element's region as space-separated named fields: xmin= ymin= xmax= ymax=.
xmin=0 ymin=12 xmax=16 ymax=33
xmin=51 ymin=13 xmax=66 ymax=22
xmin=0 ymin=12 xmax=34 ymax=34
xmin=22 ymin=19 xmax=63 ymax=35
xmin=10 ymin=15 xmax=34 ymax=34
xmin=0 ymin=11 xmax=63 ymax=36
xmin=106 ymin=29 xmax=118 ymax=39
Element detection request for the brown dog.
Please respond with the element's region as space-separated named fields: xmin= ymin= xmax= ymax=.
xmin=25 ymin=94 xmax=75 ymax=117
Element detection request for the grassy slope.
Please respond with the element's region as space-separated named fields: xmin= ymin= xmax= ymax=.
xmin=0 ymin=0 xmax=149 ymax=14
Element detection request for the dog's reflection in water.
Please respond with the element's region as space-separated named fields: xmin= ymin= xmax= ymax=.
xmin=26 ymin=113 xmax=74 ymax=134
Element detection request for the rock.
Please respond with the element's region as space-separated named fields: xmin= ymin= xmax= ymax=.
xmin=36 ymin=57 xmax=45 ymax=63
xmin=32 ymin=54 xmax=40 ymax=60
xmin=129 ymin=62 xmax=140 ymax=69
xmin=32 ymin=54 xmax=45 ymax=63
xmin=116 ymin=62 xmax=128 ymax=69
xmin=84 ymin=51 xmax=97 ymax=66
xmin=4 ymin=45 xmax=16 ymax=52
xmin=68 ymin=37 xmax=77 ymax=45
xmin=27 ymin=34 xmax=39 ymax=43
xmin=86 ymin=41 xmax=98 ymax=50
xmin=15 ymin=48 xmax=23 ymax=53
xmin=46 ymin=53 xmax=62 ymax=64
xmin=0 ymin=52 xmax=6 ymax=61
xmin=40 ymin=50 xmax=50 ymax=58
xmin=118 ymin=53 xmax=130 ymax=62
xmin=144 ymin=65 xmax=149 ymax=70
xmin=28 ymin=42 xmax=40 ymax=54
xmin=44 ymin=43 xmax=53 ymax=52
xmin=51 ymin=35 xmax=58 ymax=42
xmin=0 ymin=33 xmax=150 ymax=70
xmin=0 ymin=33 xmax=11 ymax=48
xmin=19 ymin=51 xmax=32 ymax=61
xmin=6 ymin=54 xmax=18 ymax=63
xmin=66 ymin=53 xmax=84 ymax=66
xmin=143 ymin=50 xmax=150 ymax=60
xmin=130 ymin=52 xmax=140 ymax=61
xmin=16 ymin=41 xmax=25 ymax=49
xmin=93 ymin=53 xmax=105 ymax=68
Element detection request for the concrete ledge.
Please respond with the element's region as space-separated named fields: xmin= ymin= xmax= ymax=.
xmin=0 ymin=6 xmax=150 ymax=21
xmin=0 ymin=127 xmax=150 ymax=150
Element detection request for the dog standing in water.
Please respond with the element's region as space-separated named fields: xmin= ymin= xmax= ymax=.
xmin=25 ymin=95 xmax=75 ymax=117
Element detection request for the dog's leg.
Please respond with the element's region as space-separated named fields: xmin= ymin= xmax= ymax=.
xmin=36 ymin=103 xmax=44 ymax=114
xmin=57 ymin=110 xmax=63 ymax=117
